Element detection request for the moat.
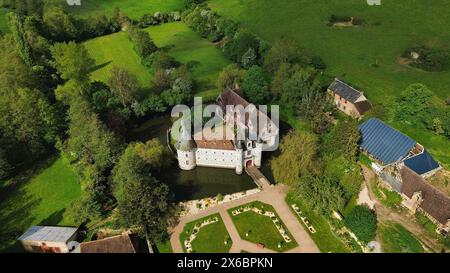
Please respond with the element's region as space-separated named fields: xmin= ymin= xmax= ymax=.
xmin=128 ymin=115 xmax=257 ymax=201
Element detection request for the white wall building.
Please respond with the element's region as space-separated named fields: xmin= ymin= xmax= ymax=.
xmin=175 ymin=89 xmax=278 ymax=175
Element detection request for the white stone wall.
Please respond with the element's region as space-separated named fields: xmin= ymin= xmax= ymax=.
xmin=177 ymin=150 xmax=196 ymax=170
xmin=195 ymin=148 xmax=238 ymax=169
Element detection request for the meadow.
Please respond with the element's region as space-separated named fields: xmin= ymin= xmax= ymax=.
xmin=86 ymin=22 xmax=230 ymax=97
xmin=0 ymin=156 xmax=81 ymax=252
xmin=57 ymin=0 xmax=183 ymax=19
xmin=208 ymin=0 xmax=450 ymax=167
xmin=0 ymin=8 xmax=9 ymax=33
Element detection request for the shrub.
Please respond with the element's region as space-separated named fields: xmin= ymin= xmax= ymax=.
xmin=344 ymin=205 xmax=377 ymax=243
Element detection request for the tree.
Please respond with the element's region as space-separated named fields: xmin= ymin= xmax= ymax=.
xmin=270 ymin=62 xmax=291 ymax=99
xmin=264 ymin=38 xmax=309 ymax=73
xmin=50 ymin=41 xmax=95 ymax=86
xmin=0 ymin=87 xmax=61 ymax=157
xmin=270 ymin=130 xmax=320 ymax=186
xmin=393 ymin=83 xmax=433 ymax=121
xmin=113 ymin=141 xmax=173 ymax=242
xmin=108 ymin=66 xmax=140 ymax=106
xmin=151 ymin=69 xmax=171 ymax=94
xmin=8 ymin=13 xmax=33 ymax=66
xmin=324 ymin=156 xmax=363 ymax=199
xmin=296 ymin=174 xmax=346 ymax=214
xmin=281 ymin=67 xmax=321 ymax=110
xmin=223 ymin=29 xmax=260 ymax=65
xmin=241 ymin=65 xmax=269 ymax=104
xmin=345 ymin=205 xmax=377 ymax=243
xmin=42 ymin=6 xmax=78 ymax=41
xmin=321 ymin=120 xmax=360 ymax=161
xmin=128 ymin=27 xmax=158 ymax=58
xmin=298 ymin=89 xmax=334 ymax=134
xmin=217 ymin=64 xmax=244 ymax=91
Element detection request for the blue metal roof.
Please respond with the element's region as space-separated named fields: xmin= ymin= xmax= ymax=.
xmin=404 ymin=149 xmax=440 ymax=175
xmin=359 ymin=118 xmax=416 ymax=165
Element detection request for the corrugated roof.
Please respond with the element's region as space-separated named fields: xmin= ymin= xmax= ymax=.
xmin=359 ymin=118 xmax=416 ymax=165
xmin=328 ymin=79 xmax=362 ymax=103
xmin=404 ymin=150 xmax=440 ymax=175
xmin=18 ymin=226 xmax=78 ymax=242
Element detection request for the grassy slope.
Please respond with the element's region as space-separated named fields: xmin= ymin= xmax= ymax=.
xmin=228 ymin=201 xmax=298 ymax=252
xmin=85 ymin=31 xmax=152 ymax=88
xmin=179 ymin=213 xmax=232 ymax=253
xmin=0 ymin=156 xmax=81 ymax=251
xmin=85 ymin=22 xmax=230 ymax=97
xmin=57 ymin=0 xmax=183 ymax=19
xmin=0 ymin=8 xmax=9 ymax=33
xmin=286 ymin=192 xmax=350 ymax=253
xmin=209 ymin=0 xmax=450 ymax=168
xmin=379 ymin=222 xmax=425 ymax=253
xmin=146 ymin=22 xmax=231 ymax=98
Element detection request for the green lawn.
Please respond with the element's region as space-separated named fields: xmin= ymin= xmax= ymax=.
xmin=228 ymin=201 xmax=298 ymax=252
xmin=56 ymin=0 xmax=183 ymax=19
xmin=0 ymin=156 xmax=81 ymax=252
xmin=379 ymin=222 xmax=425 ymax=253
xmin=286 ymin=192 xmax=350 ymax=253
xmin=85 ymin=31 xmax=152 ymax=88
xmin=179 ymin=213 xmax=232 ymax=253
xmin=146 ymin=22 xmax=231 ymax=99
xmin=208 ymin=0 xmax=450 ymax=168
xmin=0 ymin=8 xmax=10 ymax=33
xmin=155 ymin=240 xmax=173 ymax=253
xmin=85 ymin=22 xmax=230 ymax=98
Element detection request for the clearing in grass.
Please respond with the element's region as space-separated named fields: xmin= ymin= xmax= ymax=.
xmin=0 ymin=8 xmax=9 ymax=33
xmin=0 ymin=156 xmax=81 ymax=252
xmin=228 ymin=201 xmax=298 ymax=252
xmin=179 ymin=213 xmax=232 ymax=253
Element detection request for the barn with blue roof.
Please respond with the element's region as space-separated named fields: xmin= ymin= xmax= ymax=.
xmin=359 ymin=118 xmax=440 ymax=175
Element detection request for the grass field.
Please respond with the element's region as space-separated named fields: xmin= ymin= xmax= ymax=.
xmin=228 ymin=201 xmax=298 ymax=252
xmin=146 ymin=22 xmax=231 ymax=98
xmin=379 ymin=222 xmax=425 ymax=253
xmin=57 ymin=0 xmax=183 ymax=19
xmin=0 ymin=156 xmax=81 ymax=252
xmin=85 ymin=22 xmax=230 ymax=97
xmin=286 ymin=193 xmax=349 ymax=253
xmin=208 ymin=0 xmax=450 ymax=168
xmin=0 ymin=8 xmax=9 ymax=33
xmin=85 ymin=31 xmax=152 ymax=88
xmin=179 ymin=213 xmax=232 ymax=253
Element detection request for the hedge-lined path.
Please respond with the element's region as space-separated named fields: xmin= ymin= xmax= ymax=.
xmin=169 ymin=184 xmax=319 ymax=253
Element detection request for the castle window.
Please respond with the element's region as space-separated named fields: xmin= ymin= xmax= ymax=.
xmin=185 ymin=154 xmax=188 ymax=158
xmin=185 ymin=160 xmax=189 ymax=165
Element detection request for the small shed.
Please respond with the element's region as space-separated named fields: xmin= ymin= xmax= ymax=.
xmin=327 ymin=79 xmax=372 ymax=118
xmin=18 ymin=226 xmax=78 ymax=253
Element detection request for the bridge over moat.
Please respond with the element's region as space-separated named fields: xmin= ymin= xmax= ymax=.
xmin=246 ymin=166 xmax=272 ymax=190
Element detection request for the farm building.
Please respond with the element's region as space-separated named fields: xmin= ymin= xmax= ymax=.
xmin=359 ymin=118 xmax=448 ymax=232
xmin=77 ymin=233 xmax=149 ymax=253
xmin=18 ymin=226 xmax=78 ymax=253
xmin=327 ymin=78 xmax=372 ymax=118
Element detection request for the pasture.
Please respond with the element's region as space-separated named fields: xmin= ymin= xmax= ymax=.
xmin=86 ymin=22 xmax=230 ymax=97
xmin=0 ymin=8 xmax=9 ymax=33
xmin=208 ymin=0 xmax=450 ymax=167
xmin=58 ymin=0 xmax=183 ymax=19
xmin=0 ymin=156 xmax=81 ymax=252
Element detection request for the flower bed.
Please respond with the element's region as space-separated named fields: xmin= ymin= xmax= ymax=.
xmin=291 ymin=204 xmax=317 ymax=234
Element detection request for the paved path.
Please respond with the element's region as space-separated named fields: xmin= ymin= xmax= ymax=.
xmin=170 ymin=184 xmax=319 ymax=253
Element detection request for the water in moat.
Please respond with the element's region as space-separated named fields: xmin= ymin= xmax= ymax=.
xmin=128 ymin=115 xmax=255 ymax=201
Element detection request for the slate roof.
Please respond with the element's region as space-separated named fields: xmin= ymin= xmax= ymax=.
xmin=80 ymin=233 xmax=139 ymax=253
xmin=18 ymin=226 xmax=78 ymax=242
xmin=404 ymin=150 xmax=440 ymax=175
xmin=354 ymin=100 xmax=372 ymax=115
xmin=401 ymin=167 xmax=450 ymax=225
xmin=359 ymin=118 xmax=416 ymax=165
xmin=328 ymin=79 xmax=363 ymax=103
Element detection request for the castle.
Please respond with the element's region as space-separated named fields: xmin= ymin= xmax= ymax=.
xmin=174 ymin=88 xmax=279 ymax=175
